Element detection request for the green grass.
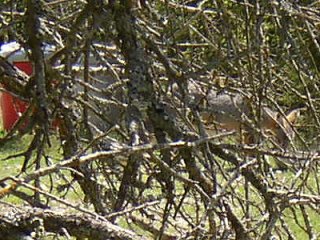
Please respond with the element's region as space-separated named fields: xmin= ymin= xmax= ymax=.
xmin=0 ymin=128 xmax=319 ymax=239
xmin=0 ymin=134 xmax=33 ymax=178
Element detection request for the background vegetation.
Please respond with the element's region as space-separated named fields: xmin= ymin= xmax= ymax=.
xmin=0 ymin=0 xmax=319 ymax=239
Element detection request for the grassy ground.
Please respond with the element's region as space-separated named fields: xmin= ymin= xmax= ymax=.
xmin=0 ymin=112 xmax=318 ymax=238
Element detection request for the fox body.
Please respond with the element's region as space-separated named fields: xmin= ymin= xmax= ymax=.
xmin=188 ymin=84 xmax=300 ymax=148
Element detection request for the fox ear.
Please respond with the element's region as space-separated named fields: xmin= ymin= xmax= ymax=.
xmin=286 ymin=109 xmax=301 ymax=124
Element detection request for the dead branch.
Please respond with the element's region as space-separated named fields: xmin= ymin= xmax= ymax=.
xmin=0 ymin=205 xmax=146 ymax=240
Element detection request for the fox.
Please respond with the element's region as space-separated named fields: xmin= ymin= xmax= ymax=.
xmin=187 ymin=83 xmax=300 ymax=148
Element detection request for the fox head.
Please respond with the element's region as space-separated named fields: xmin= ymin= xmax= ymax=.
xmin=263 ymin=108 xmax=301 ymax=148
